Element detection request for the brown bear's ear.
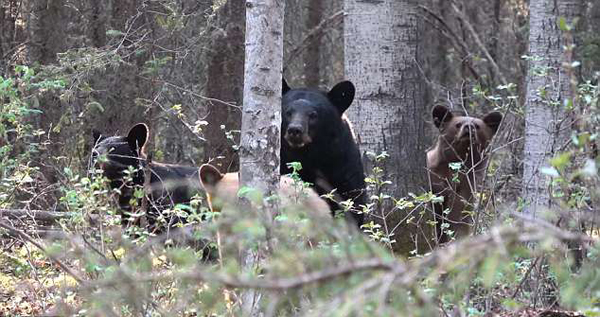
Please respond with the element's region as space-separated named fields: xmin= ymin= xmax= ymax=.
xmin=432 ymin=105 xmax=453 ymax=128
xmin=483 ymin=111 xmax=503 ymax=134
xmin=282 ymin=78 xmax=291 ymax=95
xmin=328 ymin=80 xmax=355 ymax=114
xmin=199 ymin=164 xmax=224 ymax=190
xmin=126 ymin=123 xmax=149 ymax=154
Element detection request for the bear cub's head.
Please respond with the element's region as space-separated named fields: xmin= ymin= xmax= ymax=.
xmin=92 ymin=123 xmax=149 ymax=181
xmin=282 ymin=79 xmax=355 ymax=149
xmin=432 ymin=105 xmax=502 ymax=161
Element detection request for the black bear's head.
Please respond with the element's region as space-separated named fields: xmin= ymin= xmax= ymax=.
xmin=432 ymin=105 xmax=502 ymax=161
xmin=92 ymin=123 xmax=149 ymax=182
xmin=281 ymin=79 xmax=355 ymax=149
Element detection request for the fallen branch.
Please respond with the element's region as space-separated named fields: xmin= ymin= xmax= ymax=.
xmin=0 ymin=208 xmax=99 ymax=225
xmin=0 ymin=208 xmax=69 ymax=222
xmin=0 ymin=221 xmax=84 ymax=283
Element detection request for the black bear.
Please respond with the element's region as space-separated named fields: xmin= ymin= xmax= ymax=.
xmin=281 ymin=79 xmax=366 ymax=227
xmin=92 ymin=123 xmax=202 ymax=231
xmin=427 ymin=105 xmax=502 ymax=243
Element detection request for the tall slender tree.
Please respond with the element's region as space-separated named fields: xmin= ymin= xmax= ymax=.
xmin=344 ymin=0 xmax=429 ymax=254
xmin=522 ymin=0 xmax=580 ymax=215
xmin=239 ymin=0 xmax=284 ymax=314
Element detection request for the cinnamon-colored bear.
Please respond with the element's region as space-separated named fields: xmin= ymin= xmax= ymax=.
xmin=427 ymin=105 xmax=502 ymax=243
xmin=198 ymin=164 xmax=330 ymax=218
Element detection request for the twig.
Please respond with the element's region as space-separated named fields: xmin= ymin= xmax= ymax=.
xmin=283 ymin=11 xmax=343 ymax=72
xmin=0 ymin=208 xmax=69 ymax=222
xmin=0 ymin=221 xmax=84 ymax=283
xmin=419 ymin=5 xmax=482 ymax=82
xmin=511 ymin=256 xmax=541 ymax=299
xmin=86 ymin=258 xmax=398 ymax=292
xmin=449 ymin=1 xmax=508 ymax=85
xmin=0 ymin=208 xmax=100 ymax=226
xmin=140 ymin=153 xmax=153 ymax=229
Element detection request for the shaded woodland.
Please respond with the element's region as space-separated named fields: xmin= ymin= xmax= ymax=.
xmin=1 ymin=0 xmax=600 ymax=315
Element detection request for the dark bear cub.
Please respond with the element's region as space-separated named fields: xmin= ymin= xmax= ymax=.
xmin=281 ymin=79 xmax=366 ymax=227
xmin=92 ymin=123 xmax=202 ymax=231
xmin=427 ymin=105 xmax=502 ymax=243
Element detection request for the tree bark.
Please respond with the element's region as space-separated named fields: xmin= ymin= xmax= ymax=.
xmin=239 ymin=0 xmax=284 ymax=314
xmin=522 ymin=0 xmax=580 ymax=215
xmin=344 ymin=0 xmax=429 ymax=255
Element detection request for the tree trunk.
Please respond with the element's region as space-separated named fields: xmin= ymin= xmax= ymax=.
xmin=522 ymin=0 xmax=580 ymax=215
xmin=303 ymin=0 xmax=322 ymax=87
xmin=204 ymin=0 xmax=245 ymax=172
xmin=239 ymin=0 xmax=284 ymax=314
xmin=344 ymin=0 xmax=429 ymax=255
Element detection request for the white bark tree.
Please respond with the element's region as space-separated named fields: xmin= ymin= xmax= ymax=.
xmin=522 ymin=0 xmax=580 ymax=215
xmin=344 ymin=0 xmax=429 ymax=255
xmin=239 ymin=0 xmax=284 ymax=314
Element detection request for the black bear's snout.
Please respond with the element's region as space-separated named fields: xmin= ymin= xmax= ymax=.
xmin=287 ymin=125 xmax=304 ymax=137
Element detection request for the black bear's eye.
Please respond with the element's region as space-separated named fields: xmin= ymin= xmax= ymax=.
xmin=455 ymin=122 xmax=461 ymax=129
xmin=474 ymin=123 xmax=480 ymax=129
xmin=309 ymin=111 xmax=318 ymax=120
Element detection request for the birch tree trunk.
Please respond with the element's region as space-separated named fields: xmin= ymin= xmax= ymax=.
xmin=239 ymin=0 xmax=284 ymax=314
xmin=522 ymin=0 xmax=580 ymax=215
xmin=344 ymin=0 xmax=429 ymax=255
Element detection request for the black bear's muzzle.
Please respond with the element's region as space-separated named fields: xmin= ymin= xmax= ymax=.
xmin=284 ymin=127 xmax=312 ymax=149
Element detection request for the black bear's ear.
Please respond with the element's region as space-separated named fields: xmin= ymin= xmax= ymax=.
xmin=328 ymin=80 xmax=355 ymax=114
xmin=92 ymin=129 xmax=102 ymax=145
xmin=432 ymin=105 xmax=453 ymax=128
xmin=126 ymin=123 xmax=149 ymax=154
xmin=199 ymin=164 xmax=224 ymax=190
xmin=282 ymin=78 xmax=291 ymax=95
xmin=483 ymin=111 xmax=503 ymax=134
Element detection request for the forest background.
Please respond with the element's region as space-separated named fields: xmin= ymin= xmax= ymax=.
xmin=1 ymin=0 xmax=600 ymax=316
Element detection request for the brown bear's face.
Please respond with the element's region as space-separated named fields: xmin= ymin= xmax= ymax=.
xmin=432 ymin=105 xmax=502 ymax=161
xmin=198 ymin=163 xmax=330 ymax=214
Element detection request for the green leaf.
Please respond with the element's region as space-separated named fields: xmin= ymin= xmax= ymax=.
xmin=106 ymin=29 xmax=124 ymax=37
xmin=558 ymin=17 xmax=568 ymax=31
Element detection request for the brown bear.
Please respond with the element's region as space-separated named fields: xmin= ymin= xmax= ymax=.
xmin=198 ymin=164 xmax=330 ymax=218
xmin=427 ymin=105 xmax=502 ymax=243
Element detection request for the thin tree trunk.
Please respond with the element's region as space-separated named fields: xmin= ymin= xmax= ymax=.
xmin=522 ymin=0 xmax=580 ymax=215
xmin=344 ymin=0 xmax=429 ymax=255
xmin=239 ymin=0 xmax=284 ymax=314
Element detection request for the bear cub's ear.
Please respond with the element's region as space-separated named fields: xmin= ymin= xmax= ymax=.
xmin=328 ymin=81 xmax=355 ymax=114
xmin=483 ymin=111 xmax=503 ymax=134
xmin=199 ymin=164 xmax=224 ymax=190
xmin=432 ymin=105 xmax=453 ymax=128
xmin=282 ymin=78 xmax=291 ymax=95
xmin=127 ymin=123 xmax=149 ymax=154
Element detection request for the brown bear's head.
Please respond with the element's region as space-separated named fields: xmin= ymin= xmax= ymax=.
xmin=432 ymin=105 xmax=502 ymax=162
xmin=199 ymin=163 xmax=330 ymax=215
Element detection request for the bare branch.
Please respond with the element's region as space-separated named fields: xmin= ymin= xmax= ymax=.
xmin=0 ymin=221 xmax=84 ymax=284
